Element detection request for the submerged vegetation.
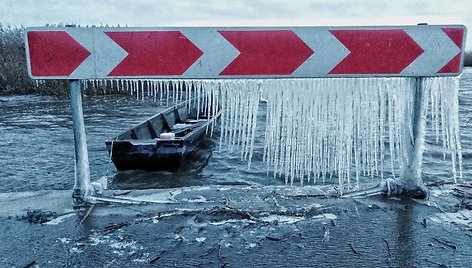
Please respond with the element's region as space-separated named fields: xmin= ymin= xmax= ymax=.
xmin=0 ymin=23 xmax=471 ymax=95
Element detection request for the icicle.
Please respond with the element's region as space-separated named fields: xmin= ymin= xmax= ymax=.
xmin=166 ymin=81 xmax=170 ymax=106
xmin=180 ymin=80 xmax=184 ymax=103
xmin=158 ymin=81 xmax=163 ymax=105
xmin=186 ymin=81 xmax=192 ymax=111
xmin=80 ymin=80 xmax=86 ymax=90
xmin=171 ymin=81 xmax=176 ymax=104
xmin=175 ymin=80 xmax=179 ymax=103
xmin=154 ymin=80 xmax=158 ymax=99
xmin=141 ymin=80 xmax=145 ymax=101
xmin=211 ymin=77 xmax=461 ymax=192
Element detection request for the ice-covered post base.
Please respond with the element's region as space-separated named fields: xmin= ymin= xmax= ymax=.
xmin=381 ymin=78 xmax=429 ymax=199
xmin=70 ymin=80 xmax=93 ymax=205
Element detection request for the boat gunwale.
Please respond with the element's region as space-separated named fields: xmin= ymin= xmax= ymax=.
xmin=105 ymin=98 xmax=221 ymax=144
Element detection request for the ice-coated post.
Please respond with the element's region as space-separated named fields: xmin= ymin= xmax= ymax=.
xmin=381 ymin=77 xmax=428 ymax=198
xmin=400 ymin=77 xmax=428 ymax=198
xmin=70 ymin=80 xmax=92 ymax=204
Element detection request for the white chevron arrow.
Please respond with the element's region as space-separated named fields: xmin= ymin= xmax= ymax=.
xmin=181 ymin=28 xmax=239 ymax=78
xmin=292 ymin=28 xmax=350 ymax=77
xmin=401 ymin=26 xmax=461 ymax=75
xmin=68 ymin=28 xmax=128 ymax=79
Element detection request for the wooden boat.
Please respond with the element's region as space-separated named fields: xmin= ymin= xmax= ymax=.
xmin=106 ymin=101 xmax=221 ymax=171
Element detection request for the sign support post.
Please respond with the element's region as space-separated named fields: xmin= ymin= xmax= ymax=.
xmin=383 ymin=78 xmax=428 ymax=198
xmin=70 ymin=80 xmax=92 ymax=205
xmin=406 ymin=78 xmax=428 ymax=196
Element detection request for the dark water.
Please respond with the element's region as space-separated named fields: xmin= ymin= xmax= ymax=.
xmin=1 ymin=69 xmax=472 ymax=193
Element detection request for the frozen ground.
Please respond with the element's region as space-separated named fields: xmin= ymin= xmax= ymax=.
xmin=1 ymin=184 xmax=471 ymax=267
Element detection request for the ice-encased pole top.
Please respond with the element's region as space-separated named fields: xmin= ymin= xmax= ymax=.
xmin=25 ymin=25 xmax=466 ymax=80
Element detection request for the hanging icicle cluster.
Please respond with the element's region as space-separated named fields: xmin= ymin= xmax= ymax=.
xmin=424 ymin=77 xmax=463 ymax=182
xmin=81 ymin=79 xmax=202 ymax=105
xmin=220 ymin=78 xmax=423 ymax=190
xmin=83 ymin=77 xmax=462 ymax=192
xmin=216 ymin=78 xmax=462 ymax=192
xmin=218 ymin=80 xmax=262 ymax=167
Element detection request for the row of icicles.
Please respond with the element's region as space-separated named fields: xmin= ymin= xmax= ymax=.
xmin=79 ymin=78 xmax=463 ymax=193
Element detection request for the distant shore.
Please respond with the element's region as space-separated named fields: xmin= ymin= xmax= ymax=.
xmin=1 ymin=24 xmax=471 ymax=96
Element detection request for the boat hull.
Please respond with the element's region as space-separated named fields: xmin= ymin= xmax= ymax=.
xmin=106 ymin=100 xmax=220 ymax=171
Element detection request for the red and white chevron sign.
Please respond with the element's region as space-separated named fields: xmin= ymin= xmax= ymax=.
xmin=25 ymin=25 xmax=467 ymax=79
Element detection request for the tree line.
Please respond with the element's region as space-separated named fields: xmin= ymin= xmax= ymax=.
xmin=1 ymin=24 xmax=472 ymax=95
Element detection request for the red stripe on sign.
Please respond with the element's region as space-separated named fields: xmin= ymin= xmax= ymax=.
xmin=438 ymin=54 xmax=462 ymax=73
xmin=442 ymin=27 xmax=464 ymax=48
xmin=106 ymin=31 xmax=203 ymax=76
xmin=329 ymin=30 xmax=424 ymax=74
xmin=27 ymin=31 xmax=90 ymax=76
xmin=437 ymin=28 xmax=464 ymax=74
xmin=219 ymin=30 xmax=314 ymax=75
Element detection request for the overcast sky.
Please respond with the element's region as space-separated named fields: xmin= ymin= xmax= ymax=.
xmin=1 ymin=0 xmax=471 ymax=48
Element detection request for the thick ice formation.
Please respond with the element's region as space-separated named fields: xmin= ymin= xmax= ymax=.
xmin=424 ymin=77 xmax=462 ymax=182
xmin=81 ymin=77 xmax=462 ymax=192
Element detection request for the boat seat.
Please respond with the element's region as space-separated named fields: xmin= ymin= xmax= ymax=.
xmin=171 ymin=122 xmax=202 ymax=137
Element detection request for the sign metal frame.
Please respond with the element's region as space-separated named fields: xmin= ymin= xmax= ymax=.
xmin=25 ymin=25 xmax=467 ymax=80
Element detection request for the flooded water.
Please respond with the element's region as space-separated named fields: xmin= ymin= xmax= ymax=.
xmin=1 ymin=69 xmax=472 ymax=193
